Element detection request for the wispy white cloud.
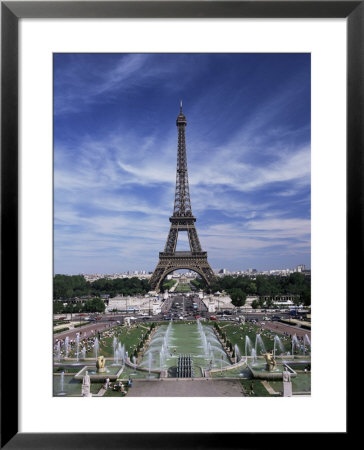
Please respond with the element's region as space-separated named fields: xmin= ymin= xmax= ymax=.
xmin=54 ymin=53 xmax=311 ymax=273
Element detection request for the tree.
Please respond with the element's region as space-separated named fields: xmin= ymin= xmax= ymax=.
xmin=83 ymin=297 xmax=105 ymax=313
xmin=228 ymin=288 xmax=246 ymax=307
xmin=53 ymin=301 xmax=64 ymax=314
xmin=246 ymin=282 xmax=257 ymax=295
xmin=301 ymin=289 xmax=311 ymax=306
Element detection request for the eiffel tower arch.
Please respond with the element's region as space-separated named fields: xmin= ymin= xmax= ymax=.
xmin=150 ymin=102 xmax=216 ymax=292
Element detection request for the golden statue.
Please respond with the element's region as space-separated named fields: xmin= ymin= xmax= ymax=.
xmin=263 ymin=351 xmax=277 ymax=371
xmin=96 ymin=355 xmax=106 ymax=373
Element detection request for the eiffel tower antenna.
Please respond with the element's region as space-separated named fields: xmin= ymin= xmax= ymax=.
xmin=150 ymin=103 xmax=216 ymax=292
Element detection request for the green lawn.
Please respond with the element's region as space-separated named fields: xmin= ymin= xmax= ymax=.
xmin=240 ymin=379 xmax=280 ymax=397
xmin=174 ymin=282 xmax=192 ymax=292
xmin=54 ymin=365 xmax=82 ymax=374
xmin=53 ymin=375 xmax=103 ymax=396
xmin=215 ymin=322 xmax=291 ymax=357
xmin=162 ymin=279 xmax=177 ymax=290
xmin=269 ymin=373 xmax=311 ymax=394
xmin=103 ymin=383 xmax=129 ymax=397
xmin=83 ymin=323 xmax=154 ymax=358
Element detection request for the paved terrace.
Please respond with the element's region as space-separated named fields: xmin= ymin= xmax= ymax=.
xmin=127 ymin=379 xmax=245 ymax=397
xmin=53 ymin=322 xmax=117 ymax=343
xmin=258 ymin=320 xmax=311 ymax=340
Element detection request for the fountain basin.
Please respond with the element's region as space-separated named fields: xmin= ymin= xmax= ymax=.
xmin=74 ymin=365 xmax=124 ymax=382
xmin=248 ymin=363 xmax=297 ymax=381
xmin=139 ymin=322 xmax=231 ymax=376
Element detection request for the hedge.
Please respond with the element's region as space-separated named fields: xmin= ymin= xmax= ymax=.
xmin=54 ymin=327 xmax=70 ymax=334
xmin=74 ymin=322 xmax=91 ymax=328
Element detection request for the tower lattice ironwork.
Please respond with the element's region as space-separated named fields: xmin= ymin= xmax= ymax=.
xmin=150 ymin=102 xmax=216 ymax=292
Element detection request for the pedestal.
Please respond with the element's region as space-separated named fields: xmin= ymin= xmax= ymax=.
xmin=283 ymin=381 xmax=292 ymax=397
xmin=82 ymin=384 xmax=92 ymax=397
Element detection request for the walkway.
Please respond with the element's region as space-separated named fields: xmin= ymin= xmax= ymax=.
xmin=53 ymin=322 xmax=117 ymax=343
xmin=259 ymin=321 xmax=311 ymax=339
xmin=127 ymin=379 xmax=245 ymax=397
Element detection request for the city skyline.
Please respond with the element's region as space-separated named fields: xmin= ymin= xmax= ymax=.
xmin=54 ymin=53 xmax=311 ymax=275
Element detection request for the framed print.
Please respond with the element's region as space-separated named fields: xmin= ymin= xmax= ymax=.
xmin=1 ymin=1 xmax=356 ymax=447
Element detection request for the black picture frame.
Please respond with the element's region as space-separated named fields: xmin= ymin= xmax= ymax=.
xmin=1 ymin=1 xmax=355 ymax=448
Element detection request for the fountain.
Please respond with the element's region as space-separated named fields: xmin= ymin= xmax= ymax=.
xmin=251 ymin=348 xmax=257 ymax=365
xmin=196 ymin=319 xmax=226 ymax=368
xmin=94 ymin=337 xmax=99 ymax=360
xmin=57 ymin=371 xmax=66 ymax=396
xmin=242 ymin=331 xmax=307 ymax=381
xmin=234 ymin=344 xmax=241 ymax=363
xmin=137 ymin=321 xmax=231 ymax=377
xmin=64 ymin=336 xmax=69 ymax=358
xmin=121 ymin=343 xmax=126 ymax=365
xmin=303 ymin=334 xmax=311 ymax=355
xmin=148 ymin=352 xmax=152 ymax=376
xmin=130 ymin=355 xmax=137 ymax=375
xmin=255 ymin=334 xmax=266 ymax=355
xmin=159 ymin=343 xmax=167 ymax=370
xmin=197 ymin=320 xmax=209 ymax=356
xmin=273 ymin=335 xmax=285 ymax=358
xmin=76 ymin=333 xmax=80 ymax=362
xmin=53 ymin=320 xmax=310 ymax=393
xmin=177 ymin=354 xmax=194 ymax=378
xmin=245 ymin=336 xmax=253 ymax=362
xmin=292 ymin=334 xmax=299 ymax=357
xmin=113 ymin=341 xmax=123 ymax=365
xmin=55 ymin=341 xmax=61 ymax=362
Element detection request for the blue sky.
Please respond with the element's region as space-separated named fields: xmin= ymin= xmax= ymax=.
xmin=54 ymin=53 xmax=310 ymax=275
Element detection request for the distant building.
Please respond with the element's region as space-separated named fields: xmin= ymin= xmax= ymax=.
xmin=259 ymin=295 xmax=300 ymax=306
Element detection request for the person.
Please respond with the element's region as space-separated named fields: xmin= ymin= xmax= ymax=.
xmin=250 ymin=381 xmax=255 ymax=396
xmin=128 ymin=377 xmax=133 ymax=388
xmin=105 ymin=377 xmax=110 ymax=389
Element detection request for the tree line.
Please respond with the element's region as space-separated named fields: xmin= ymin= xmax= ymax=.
xmin=191 ymin=273 xmax=311 ymax=307
xmin=53 ymin=274 xmax=150 ymax=300
xmin=54 ymin=272 xmax=310 ymax=309
xmin=53 ymin=297 xmax=106 ymax=314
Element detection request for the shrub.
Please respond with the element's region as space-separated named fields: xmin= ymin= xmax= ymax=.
xmin=54 ymin=327 xmax=69 ymax=334
xmin=74 ymin=322 xmax=90 ymax=328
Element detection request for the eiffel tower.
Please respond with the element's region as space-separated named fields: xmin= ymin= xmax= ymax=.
xmin=150 ymin=102 xmax=216 ymax=292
